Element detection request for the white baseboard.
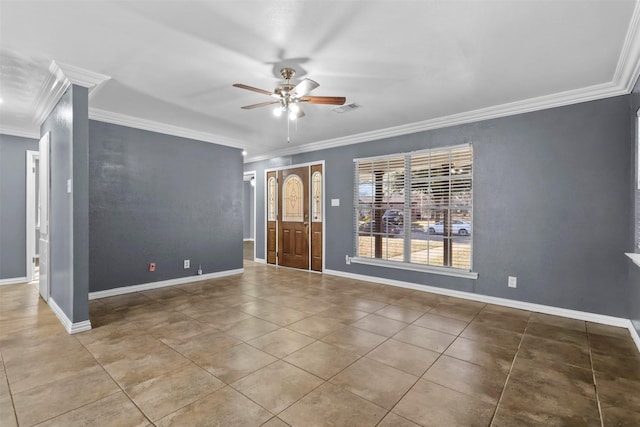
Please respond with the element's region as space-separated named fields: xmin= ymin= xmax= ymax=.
xmin=88 ymin=268 xmax=244 ymax=300
xmin=254 ymin=258 xmax=267 ymax=264
xmin=324 ymin=269 xmax=632 ymax=329
xmin=48 ymin=297 xmax=92 ymax=334
xmin=0 ymin=277 xmax=28 ymax=286
xmin=243 ymin=238 xmax=255 ymax=242
xmin=630 ymin=321 xmax=640 ymax=353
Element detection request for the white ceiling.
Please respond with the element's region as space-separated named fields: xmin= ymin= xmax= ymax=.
xmin=1 ymin=1 xmax=639 ymax=161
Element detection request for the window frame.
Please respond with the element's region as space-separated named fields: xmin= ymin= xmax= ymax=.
xmin=352 ymin=143 xmax=477 ymax=279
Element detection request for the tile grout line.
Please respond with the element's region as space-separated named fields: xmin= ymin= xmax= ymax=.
xmin=586 ymin=330 xmax=605 ymax=427
xmin=1 ymin=352 xmax=20 ymax=427
xmin=379 ymin=303 xmax=488 ymax=426
xmin=488 ymin=312 xmax=532 ymax=426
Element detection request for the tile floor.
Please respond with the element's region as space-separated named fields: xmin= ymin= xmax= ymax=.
xmin=1 ymin=261 xmax=639 ymax=426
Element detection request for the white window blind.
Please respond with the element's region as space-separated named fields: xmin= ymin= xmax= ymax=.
xmin=354 ymin=144 xmax=473 ymax=272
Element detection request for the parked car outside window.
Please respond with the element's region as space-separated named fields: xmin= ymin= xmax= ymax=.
xmin=425 ymin=219 xmax=471 ymax=236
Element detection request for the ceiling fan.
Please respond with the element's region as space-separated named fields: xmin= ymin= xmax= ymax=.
xmin=233 ymin=68 xmax=346 ymax=121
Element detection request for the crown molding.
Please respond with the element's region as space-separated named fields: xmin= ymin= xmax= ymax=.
xmin=614 ymin=0 xmax=640 ymax=92
xmin=0 ymin=125 xmax=39 ymax=139
xmin=30 ymin=61 xmax=111 ymax=129
xmin=52 ymin=61 xmax=110 ymax=89
xmin=88 ymin=108 xmax=245 ymax=149
xmin=246 ymin=80 xmax=625 ymax=163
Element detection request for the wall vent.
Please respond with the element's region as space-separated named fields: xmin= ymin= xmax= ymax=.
xmin=332 ymin=103 xmax=361 ymax=113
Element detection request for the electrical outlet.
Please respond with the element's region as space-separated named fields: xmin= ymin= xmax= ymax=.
xmin=149 ymin=262 xmax=156 ymax=272
xmin=508 ymin=276 xmax=517 ymax=288
xmin=184 ymin=259 xmax=190 ymax=269
xmin=345 ymin=255 xmax=351 ymax=265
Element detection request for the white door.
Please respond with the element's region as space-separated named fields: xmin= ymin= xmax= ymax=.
xmin=38 ymin=132 xmax=50 ymax=302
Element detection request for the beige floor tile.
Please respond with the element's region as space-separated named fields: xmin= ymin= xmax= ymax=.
xmin=0 ymin=396 xmax=17 ymax=427
xmin=284 ymin=341 xmax=359 ymax=380
xmin=493 ymin=378 xmax=600 ymax=427
xmin=34 ymin=391 xmax=149 ymax=427
xmin=315 ymin=306 xmax=369 ymax=323
xmin=423 ymin=355 xmax=507 ymax=404
xmin=261 ymin=417 xmax=291 ymax=427
xmin=600 ymin=406 xmax=640 ymax=427
xmin=517 ymin=334 xmax=591 ymax=369
xmin=525 ymin=322 xmax=588 ymax=349
xmin=248 ymin=328 xmax=315 ymax=358
xmin=102 ymin=344 xmax=191 ymax=389
xmin=413 ymin=312 xmax=469 ymax=335
xmin=366 ymin=339 xmax=439 ymax=376
xmin=6 ymin=346 xmax=99 ymax=394
xmin=530 ymin=312 xmax=586 ymax=332
xmin=394 ymin=379 xmax=495 ymax=426
xmin=378 ymin=412 xmax=421 ymax=427
xmin=594 ymin=371 xmax=640 ymax=412
xmin=374 ymin=304 xmax=425 ymax=323
xmin=330 ymin=357 xmax=417 ymax=410
xmin=351 ymin=314 xmax=407 ymax=337
xmin=393 ymin=324 xmax=456 ymax=353
xmin=459 ymin=323 xmax=522 ymax=350
xmin=126 ymin=362 xmax=225 ymax=421
xmin=160 ymin=329 xmax=242 ymax=358
xmin=321 ymin=326 xmax=387 ymax=356
xmin=155 ymin=386 xmax=272 ymax=427
xmin=221 ymin=317 xmax=281 ymax=341
xmin=195 ymin=308 xmax=253 ymax=329
xmin=197 ymin=343 xmax=277 ymax=383
xmin=148 ymin=317 xmax=212 ymax=341
xmin=253 ymin=307 xmax=310 ymax=326
xmin=12 ymin=365 xmax=120 ymax=426
xmin=586 ymin=322 xmax=630 ymax=338
xmin=231 ymin=360 xmax=323 ymax=413
xmin=592 ymin=352 xmax=640 ymax=382
xmin=287 ymin=316 xmax=346 ymax=339
xmin=509 ymin=356 xmax=595 ymax=400
xmin=429 ymin=300 xmax=485 ymax=322
xmin=470 ymin=310 xmax=529 ymax=333
xmin=443 ymin=336 xmax=517 ymax=373
xmin=589 ymin=332 xmax=639 ymax=359
xmin=279 ymin=382 xmax=386 ymax=427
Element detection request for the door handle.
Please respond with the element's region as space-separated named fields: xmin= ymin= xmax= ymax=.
xmin=304 ymin=221 xmax=308 ymax=226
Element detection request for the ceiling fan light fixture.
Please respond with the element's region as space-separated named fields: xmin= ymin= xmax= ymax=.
xmin=289 ymin=103 xmax=299 ymax=113
xmin=273 ymin=107 xmax=283 ymax=117
xmin=289 ymin=111 xmax=297 ymax=120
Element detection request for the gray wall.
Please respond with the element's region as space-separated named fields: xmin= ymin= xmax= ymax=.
xmin=41 ymin=85 xmax=90 ymax=323
xmin=243 ymin=180 xmax=254 ymax=240
xmin=246 ymin=95 xmax=632 ymax=318
xmin=89 ymin=121 xmax=243 ymax=292
xmin=0 ymin=134 xmax=38 ymax=280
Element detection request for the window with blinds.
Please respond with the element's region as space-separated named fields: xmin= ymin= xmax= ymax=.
xmin=354 ymin=144 xmax=473 ymax=272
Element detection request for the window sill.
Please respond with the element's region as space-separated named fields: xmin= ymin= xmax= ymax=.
xmin=348 ymin=257 xmax=479 ymax=279
xmin=626 ymin=253 xmax=640 ymax=269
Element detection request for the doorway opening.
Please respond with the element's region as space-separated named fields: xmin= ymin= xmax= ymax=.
xmin=26 ymin=150 xmax=40 ymax=284
xmin=243 ymin=171 xmax=256 ymax=262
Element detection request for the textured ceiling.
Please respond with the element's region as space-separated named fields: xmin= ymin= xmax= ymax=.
xmin=0 ymin=0 xmax=638 ymax=160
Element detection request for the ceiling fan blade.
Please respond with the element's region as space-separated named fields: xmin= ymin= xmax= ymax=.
xmin=300 ymin=96 xmax=346 ymax=105
xmin=292 ymin=78 xmax=319 ymax=97
xmin=233 ymin=83 xmax=273 ymax=96
xmin=241 ymin=100 xmax=279 ymax=110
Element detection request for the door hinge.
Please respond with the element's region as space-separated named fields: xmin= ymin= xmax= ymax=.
xmin=32 ymin=167 xmax=36 ymax=173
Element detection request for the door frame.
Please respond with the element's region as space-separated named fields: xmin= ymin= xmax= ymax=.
xmin=243 ymin=170 xmax=257 ymax=260
xmin=263 ymin=160 xmax=326 ymax=272
xmin=26 ymin=150 xmax=39 ymax=283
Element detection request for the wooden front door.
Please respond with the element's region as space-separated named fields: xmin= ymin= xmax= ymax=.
xmin=278 ymin=167 xmax=309 ymax=269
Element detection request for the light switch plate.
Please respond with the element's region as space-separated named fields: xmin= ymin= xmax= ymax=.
xmin=331 ymin=198 xmax=340 ymax=207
